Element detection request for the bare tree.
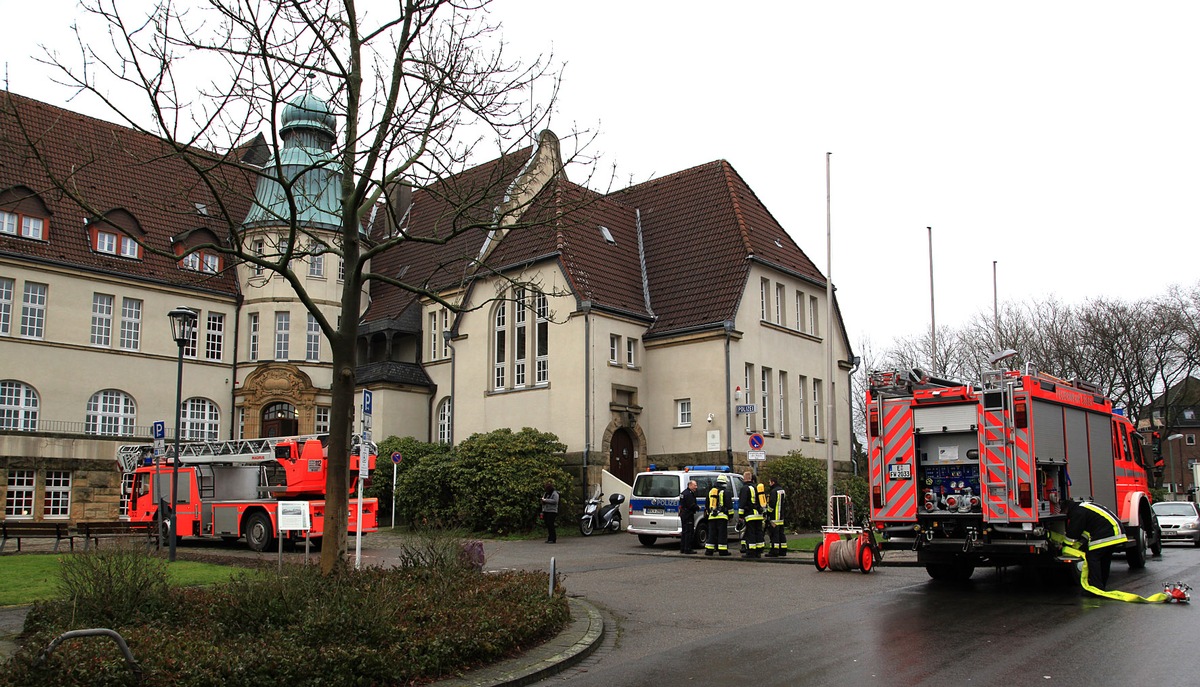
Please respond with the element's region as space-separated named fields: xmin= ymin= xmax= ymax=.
xmin=13 ymin=0 xmax=587 ymax=572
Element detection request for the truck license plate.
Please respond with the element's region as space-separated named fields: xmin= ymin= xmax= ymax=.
xmin=644 ymin=508 xmax=664 ymax=515
xmin=888 ymin=464 xmax=911 ymax=480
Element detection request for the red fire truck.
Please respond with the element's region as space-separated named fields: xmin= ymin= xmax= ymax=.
xmin=117 ymin=434 xmax=378 ymax=552
xmin=866 ymin=363 xmax=1160 ymax=581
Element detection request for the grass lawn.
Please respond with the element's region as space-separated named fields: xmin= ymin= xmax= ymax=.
xmin=0 ymin=553 xmax=250 ymax=606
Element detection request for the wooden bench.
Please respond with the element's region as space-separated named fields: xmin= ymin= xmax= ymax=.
xmin=76 ymin=521 xmax=157 ymax=551
xmin=0 ymin=521 xmax=75 ymax=552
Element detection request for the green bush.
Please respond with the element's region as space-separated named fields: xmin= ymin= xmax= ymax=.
xmin=760 ymin=452 xmax=870 ymax=529
xmin=6 ymin=547 xmax=569 ymax=687
xmin=55 ymin=541 xmax=171 ymax=626
xmin=367 ymin=436 xmax=452 ymax=515
xmin=391 ymin=428 xmax=575 ymax=534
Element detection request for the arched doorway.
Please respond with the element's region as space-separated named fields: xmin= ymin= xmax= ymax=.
xmin=261 ymin=402 xmax=298 ymax=437
xmin=609 ymin=428 xmax=635 ymax=484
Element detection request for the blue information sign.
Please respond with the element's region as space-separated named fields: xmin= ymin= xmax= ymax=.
xmin=362 ymin=389 xmax=373 ymax=416
xmin=152 ymin=421 xmax=166 ymax=440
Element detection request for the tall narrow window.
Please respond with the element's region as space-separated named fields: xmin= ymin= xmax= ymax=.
xmin=745 ymin=363 xmax=754 ymax=432
xmin=437 ymin=397 xmax=452 ymax=444
xmin=778 ymin=371 xmax=789 ymax=436
xmin=0 ymin=211 xmax=16 ymax=235
xmin=440 ymin=309 xmax=450 ymax=359
xmin=0 ymin=277 xmax=12 ymax=335
xmin=306 ymin=313 xmax=321 ymax=361
xmin=775 ymin=284 xmax=784 ymax=325
xmin=626 ymin=337 xmax=636 ymax=368
xmin=0 ymin=380 xmax=39 ymax=431
xmin=206 ymin=313 xmax=224 ymax=361
xmin=119 ymin=298 xmax=142 ymax=350
xmin=252 ymin=239 xmax=265 ymax=276
xmin=760 ymin=278 xmax=770 ymax=320
xmin=91 ymin=293 xmax=113 ymax=346
xmin=429 ymin=312 xmax=439 ymax=360
xmin=514 ymin=288 xmax=527 ymax=388
xmin=42 ymin=471 xmax=72 ymax=519
xmin=813 ymin=379 xmax=823 ymax=440
xmin=248 ymin=313 xmax=259 ymax=361
xmin=180 ymin=397 xmax=220 ymax=440
xmin=797 ymin=375 xmax=808 ymax=437
xmin=677 ymin=399 xmax=692 ymax=427
xmin=535 ymin=292 xmax=549 ymax=385
xmin=275 ymin=312 xmax=290 ymax=360
xmin=308 ymin=251 xmax=324 ymax=278
xmin=493 ymin=301 xmax=507 ymax=389
xmin=761 ymin=367 xmax=772 ymax=434
xmin=4 ymin=469 xmax=35 ymax=518
xmin=85 ymin=389 xmax=136 ymax=436
xmin=796 ymin=290 xmax=805 ymax=333
xmin=338 ymin=259 xmax=345 ymax=282
xmin=183 ymin=314 xmax=198 ymax=358
xmin=609 ymin=335 xmax=620 ymax=363
xmin=809 ymin=295 xmax=820 ymax=336
xmin=20 ymin=282 xmax=47 ymax=339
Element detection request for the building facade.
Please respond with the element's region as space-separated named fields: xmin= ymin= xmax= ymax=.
xmin=1 ymin=90 xmax=854 ymax=521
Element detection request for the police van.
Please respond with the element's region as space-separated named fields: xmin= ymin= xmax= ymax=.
xmin=627 ymin=466 xmax=745 ymax=548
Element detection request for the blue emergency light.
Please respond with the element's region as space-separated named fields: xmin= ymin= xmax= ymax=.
xmin=685 ymin=465 xmax=731 ymax=472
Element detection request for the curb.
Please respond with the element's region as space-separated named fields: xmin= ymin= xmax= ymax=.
xmin=432 ymin=596 xmax=605 ymax=687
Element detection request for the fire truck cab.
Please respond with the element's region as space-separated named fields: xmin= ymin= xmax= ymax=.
xmin=121 ymin=434 xmax=378 ymax=552
xmin=867 ymin=365 xmax=1161 ymax=581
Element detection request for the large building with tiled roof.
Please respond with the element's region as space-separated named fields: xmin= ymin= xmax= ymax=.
xmin=0 ymin=89 xmax=853 ymax=521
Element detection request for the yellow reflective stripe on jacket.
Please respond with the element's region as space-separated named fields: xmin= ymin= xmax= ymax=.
xmin=1079 ymin=502 xmax=1127 ymax=550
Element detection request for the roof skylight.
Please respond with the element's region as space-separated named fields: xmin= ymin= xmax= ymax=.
xmin=599 ymin=226 xmax=615 ymax=244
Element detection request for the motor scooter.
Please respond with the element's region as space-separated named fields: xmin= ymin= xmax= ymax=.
xmin=580 ymin=486 xmax=626 ymax=536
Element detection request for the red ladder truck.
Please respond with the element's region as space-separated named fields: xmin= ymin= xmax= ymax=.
xmin=866 ymin=363 xmax=1161 ymax=581
xmin=117 ymin=434 xmax=378 ymax=552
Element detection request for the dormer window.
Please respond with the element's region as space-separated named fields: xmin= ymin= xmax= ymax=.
xmin=120 ymin=236 xmax=139 ymax=258
xmin=97 ymin=231 xmax=117 ymax=254
xmin=203 ymin=253 xmax=220 ymax=274
xmin=179 ymin=250 xmax=221 ymax=273
xmin=182 ymin=253 xmax=200 ymax=270
xmin=0 ymin=209 xmax=47 ymax=241
xmin=90 ymin=227 xmax=142 ymax=259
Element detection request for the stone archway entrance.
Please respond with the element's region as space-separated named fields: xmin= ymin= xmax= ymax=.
xmin=609 ymin=428 xmax=636 ymax=484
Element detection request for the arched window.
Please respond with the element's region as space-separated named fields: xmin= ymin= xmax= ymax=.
xmin=437 ymin=397 xmax=452 ymax=444
xmin=0 ymin=380 xmax=39 ymax=431
xmin=85 ymin=389 xmax=136 ymax=436
xmin=490 ymin=287 xmax=550 ymax=391
xmin=492 ymin=300 xmax=507 ymax=389
xmin=180 ymin=397 xmax=220 ymax=440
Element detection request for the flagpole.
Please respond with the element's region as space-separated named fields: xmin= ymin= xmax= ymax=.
xmin=825 ymin=153 xmax=835 ymax=517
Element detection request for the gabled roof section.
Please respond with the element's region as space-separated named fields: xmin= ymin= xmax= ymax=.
xmin=610 ymin=159 xmax=826 ymax=337
xmin=0 ymin=90 xmax=252 ymax=294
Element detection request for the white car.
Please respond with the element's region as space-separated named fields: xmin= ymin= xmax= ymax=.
xmin=1151 ymin=501 xmax=1200 ymax=547
xmin=626 ymin=468 xmax=746 ymax=548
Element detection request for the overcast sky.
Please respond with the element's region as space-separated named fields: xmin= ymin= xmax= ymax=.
xmin=5 ymin=1 xmax=1198 ymax=354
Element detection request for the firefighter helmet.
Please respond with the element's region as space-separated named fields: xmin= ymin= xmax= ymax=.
xmin=716 ymin=476 xmax=728 ymax=486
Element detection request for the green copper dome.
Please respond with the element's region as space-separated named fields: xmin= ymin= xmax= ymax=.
xmin=281 ymin=93 xmax=336 ymax=138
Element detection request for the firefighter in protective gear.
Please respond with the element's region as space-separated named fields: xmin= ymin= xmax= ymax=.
xmin=765 ymin=476 xmax=787 ymax=557
xmin=705 ymin=476 xmax=732 ymax=556
xmin=1062 ymin=498 xmax=1127 ymax=591
xmin=739 ymin=471 xmax=765 ymax=558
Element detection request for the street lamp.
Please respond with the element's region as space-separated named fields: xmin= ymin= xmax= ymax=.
xmin=167 ymin=306 xmax=198 ymax=562
xmin=1166 ymin=433 xmax=1184 ymax=496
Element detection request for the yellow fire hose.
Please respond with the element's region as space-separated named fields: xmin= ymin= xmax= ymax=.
xmin=1047 ymin=530 xmax=1172 ymax=603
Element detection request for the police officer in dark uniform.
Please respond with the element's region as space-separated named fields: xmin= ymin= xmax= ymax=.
xmin=1063 ymin=497 xmax=1127 ymax=590
xmin=679 ymin=479 xmax=698 ymax=554
xmin=705 ymin=476 xmax=731 ymax=556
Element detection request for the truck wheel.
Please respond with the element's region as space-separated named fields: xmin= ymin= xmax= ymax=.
xmin=1148 ymin=513 xmax=1162 ymax=556
xmin=245 ymin=512 xmax=274 ymax=552
xmin=1126 ymin=525 xmax=1148 ymax=569
xmin=580 ymin=518 xmax=595 ymax=536
xmin=637 ymin=534 xmax=657 ymax=547
xmin=926 ymin=563 xmax=974 ymax=582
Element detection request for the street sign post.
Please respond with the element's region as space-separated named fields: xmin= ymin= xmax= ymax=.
xmin=355 ymin=390 xmax=373 ymax=569
xmin=391 ymin=452 xmax=402 ymax=529
xmin=749 ymin=433 xmax=765 ymax=450
xmin=748 ymin=450 xmax=767 ymax=462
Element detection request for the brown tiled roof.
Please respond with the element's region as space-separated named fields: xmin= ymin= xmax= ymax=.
xmin=0 ymin=91 xmax=252 ymax=295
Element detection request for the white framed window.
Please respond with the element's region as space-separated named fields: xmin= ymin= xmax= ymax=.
xmin=205 ymin=313 xmax=224 ymax=360
xmin=275 ymin=311 xmax=290 ymax=361
xmin=797 ymin=375 xmax=808 ymax=437
xmin=96 ymin=231 xmax=117 ymax=254
xmin=20 ymin=282 xmax=47 ymax=339
xmin=677 ymin=399 xmax=692 ymax=427
xmin=119 ymin=235 xmax=139 ymax=258
xmin=315 ymin=406 xmax=330 ymax=435
xmin=535 ymin=292 xmax=549 ymax=385
xmin=796 ymin=290 xmax=805 ymax=333
xmin=91 ymin=293 xmax=113 ymax=346
xmin=179 ymin=397 xmax=220 ymax=440
xmin=626 ymin=337 xmax=637 ymax=368
xmin=85 ymin=389 xmax=136 ymax=436
xmin=183 ymin=315 xmax=198 ymax=358
xmin=338 ymin=259 xmax=345 ymax=282
xmin=813 ymin=378 xmax=823 ymax=440
xmin=1187 ymin=434 xmax=1196 ymax=446
xmin=778 ymin=370 xmax=789 ymax=436
xmin=21 ymin=216 xmax=43 ymax=240
xmin=429 ymin=312 xmax=439 ymax=361
xmin=775 ymin=284 xmax=785 ymax=326
xmin=760 ymin=278 xmax=769 ymax=320
xmin=182 ymin=252 xmax=200 ymax=271
xmin=4 ymin=469 xmax=35 ymax=518
xmin=237 ymin=407 xmax=246 ymax=439
xmin=0 ymin=211 xmax=15 ymax=235
xmin=252 ymin=239 xmax=265 ymax=276
xmin=437 ymin=397 xmax=452 ymax=444
xmin=0 ymin=277 xmax=11 ymax=335
xmin=493 ymin=301 xmax=506 ymax=389
xmin=0 ymin=380 xmax=39 ymax=431
xmin=119 ymin=298 xmax=141 ymax=350
xmin=202 ymin=253 xmax=220 ymax=274
xmin=42 ymin=470 xmax=72 ymax=519
xmin=440 ymin=309 xmax=450 ymax=359
xmin=761 ymin=367 xmax=772 ymax=434
xmin=609 ymin=334 xmax=620 ymax=364
xmin=514 ymin=288 xmax=527 ymax=388
xmin=306 ymin=313 xmax=321 ymax=361
xmin=309 ymin=252 xmax=325 ymax=278
xmin=809 ymin=295 xmax=820 ymax=337
xmin=248 ymin=313 xmax=259 ymax=361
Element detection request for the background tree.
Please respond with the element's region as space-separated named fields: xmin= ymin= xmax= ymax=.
xmin=12 ymin=0 xmax=587 ymax=572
